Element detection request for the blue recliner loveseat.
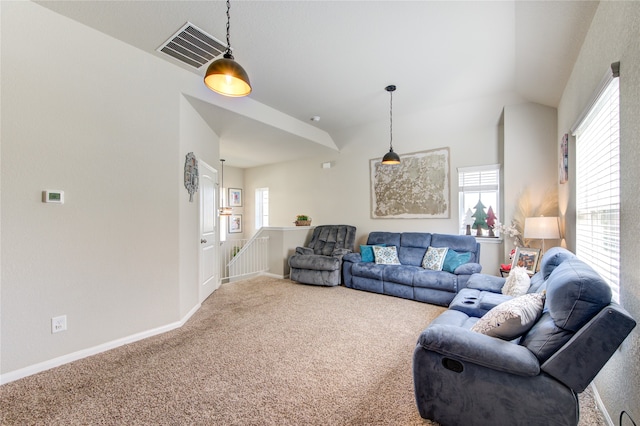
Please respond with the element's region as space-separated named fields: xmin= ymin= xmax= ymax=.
xmin=342 ymin=232 xmax=482 ymax=306
xmin=412 ymin=250 xmax=636 ymax=426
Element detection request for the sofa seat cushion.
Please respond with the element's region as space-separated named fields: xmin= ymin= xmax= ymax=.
xmin=413 ymin=270 xmax=457 ymax=292
xmin=288 ymin=254 xmax=340 ymax=271
xmin=381 ymin=265 xmax=423 ymax=285
xmin=351 ymin=262 xmax=386 ymax=280
xmin=430 ymin=308 xmax=479 ymax=329
xmin=450 ymin=288 xmax=513 ymax=317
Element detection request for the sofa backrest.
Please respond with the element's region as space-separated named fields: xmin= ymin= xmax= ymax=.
xmin=528 ymin=247 xmax=577 ymax=293
xmin=308 ymin=225 xmax=357 ymax=255
xmin=366 ymin=232 xmax=480 ymax=266
xmin=520 ymin=259 xmax=613 ymax=366
xmin=430 ymin=234 xmax=481 ymax=263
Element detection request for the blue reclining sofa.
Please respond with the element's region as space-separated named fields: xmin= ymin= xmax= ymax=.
xmin=342 ymin=232 xmax=482 ymax=306
xmin=413 ymin=247 xmax=636 ymax=425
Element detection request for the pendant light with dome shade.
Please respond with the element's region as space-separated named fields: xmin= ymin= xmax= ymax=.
xmin=381 ymin=85 xmax=401 ymax=165
xmin=204 ymin=0 xmax=252 ymax=97
xmin=219 ymin=159 xmax=232 ymax=216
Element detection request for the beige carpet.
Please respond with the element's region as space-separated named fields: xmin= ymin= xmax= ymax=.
xmin=1 ymin=276 xmax=606 ymax=425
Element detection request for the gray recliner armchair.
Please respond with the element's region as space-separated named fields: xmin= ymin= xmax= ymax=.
xmin=413 ymin=257 xmax=636 ymax=426
xmin=288 ymin=225 xmax=356 ymax=286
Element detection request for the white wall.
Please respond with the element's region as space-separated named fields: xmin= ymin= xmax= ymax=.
xmin=0 ymin=2 xmax=224 ymax=377
xmin=179 ymin=97 xmax=219 ymax=317
xmin=502 ymin=102 xmax=559 ymax=259
xmin=557 ymin=2 xmax=640 ymax=422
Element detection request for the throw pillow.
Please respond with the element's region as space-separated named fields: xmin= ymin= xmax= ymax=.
xmin=422 ymin=246 xmax=449 ymax=271
xmin=360 ymin=244 xmax=386 ymax=263
xmin=373 ymin=245 xmax=401 ymax=265
xmin=442 ymin=250 xmax=472 ymax=273
xmin=502 ymin=266 xmax=531 ymax=297
xmin=470 ymin=292 xmax=546 ymax=340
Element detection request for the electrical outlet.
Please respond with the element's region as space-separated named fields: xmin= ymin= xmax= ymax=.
xmin=51 ymin=315 xmax=67 ymax=333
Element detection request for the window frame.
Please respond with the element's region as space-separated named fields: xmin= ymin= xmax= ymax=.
xmin=457 ymin=164 xmax=501 ymax=238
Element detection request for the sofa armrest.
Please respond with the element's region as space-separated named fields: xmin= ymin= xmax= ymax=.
xmin=454 ymin=262 xmax=482 ymax=275
xmin=342 ymin=252 xmax=362 ymax=263
xmin=466 ymin=273 xmax=506 ymax=293
xmin=295 ymin=246 xmax=314 ymax=256
xmin=417 ymin=324 xmax=540 ymax=377
xmin=332 ymin=248 xmax=351 ymax=257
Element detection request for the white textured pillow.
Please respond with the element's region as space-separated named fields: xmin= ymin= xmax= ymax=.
xmin=373 ymin=245 xmax=401 ymax=265
xmin=502 ymin=266 xmax=531 ymax=297
xmin=470 ymin=292 xmax=546 ymax=340
xmin=422 ymin=247 xmax=449 ymax=270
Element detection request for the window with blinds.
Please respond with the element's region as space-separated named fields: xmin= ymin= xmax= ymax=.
xmin=573 ymin=69 xmax=620 ymax=302
xmin=458 ymin=165 xmax=500 ymax=236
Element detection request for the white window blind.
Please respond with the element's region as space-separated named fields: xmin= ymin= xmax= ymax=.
xmin=573 ymin=68 xmax=619 ymax=302
xmin=458 ymin=165 xmax=499 ymax=192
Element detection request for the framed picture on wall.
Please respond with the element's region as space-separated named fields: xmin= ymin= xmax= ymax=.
xmin=229 ymin=188 xmax=243 ymax=207
xmin=559 ymin=133 xmax=569 ymax=184
xmin=511 ymin=247 xmax=541 ymax=275
xmin=228 ymin=214 xmax=242 ymax=234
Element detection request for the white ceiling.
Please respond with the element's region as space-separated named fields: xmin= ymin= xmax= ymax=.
xmin=36 ymin=0 xmax=599 ymax=168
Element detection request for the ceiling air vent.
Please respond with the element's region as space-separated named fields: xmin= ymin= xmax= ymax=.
xmin=157 ymin=22 xmax=227 ymax=69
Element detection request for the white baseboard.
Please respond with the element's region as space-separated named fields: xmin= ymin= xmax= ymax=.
xmin=0 ymin=302 xmax=201 ymax=385
xmin=591 ymin=383 xmax=615 ymax=426
xmin=263 ymin=272 xmax=286 ymax=279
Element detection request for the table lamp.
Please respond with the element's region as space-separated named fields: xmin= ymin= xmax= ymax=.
xmin=524 ymin=216 xmax=560 ymax=254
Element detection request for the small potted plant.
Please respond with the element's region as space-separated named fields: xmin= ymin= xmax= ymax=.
xmin=295 ymin=214 xmax=312 ymax=226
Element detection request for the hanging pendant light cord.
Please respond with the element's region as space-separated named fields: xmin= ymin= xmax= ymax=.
xmin=225 ymin=0 xmax=232 ymax=55
xmin=389 ymin=89 xmax=393 ymax=151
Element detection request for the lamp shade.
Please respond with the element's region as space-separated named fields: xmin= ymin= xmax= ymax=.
xmin=524 ymin=216 xmax=560 ymax=239
xmin=381 ymin=149 xmax=400 ymax=165
xmin=204 ymin=53 xmax=252 ymax=97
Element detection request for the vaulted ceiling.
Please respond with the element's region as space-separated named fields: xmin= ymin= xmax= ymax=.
xmin=36 ymin=1 xmax=599 ymax=167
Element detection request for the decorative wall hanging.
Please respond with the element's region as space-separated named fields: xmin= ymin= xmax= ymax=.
xmin=228 ymin=214 xmax=243 ymax=233
xmin=229 ymin=188 xmax=243 ymax=207
xmin=184 ymin=152 xmax=199 ymax=202
xmin=559 ymin=133 xmax=568 ymax=184
xmin=370 ymin=147 xmax=450 ymax=219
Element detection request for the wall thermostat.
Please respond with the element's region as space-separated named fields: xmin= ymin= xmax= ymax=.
xmin=43 ymin=190 xmax=64 ymax=204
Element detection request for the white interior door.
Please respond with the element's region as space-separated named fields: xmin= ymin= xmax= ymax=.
xmin=199 ymin=161 xmax=220 ymax=302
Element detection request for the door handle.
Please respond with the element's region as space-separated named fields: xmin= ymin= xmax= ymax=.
xmin=201 ymin=239 xmax=207 ymax=244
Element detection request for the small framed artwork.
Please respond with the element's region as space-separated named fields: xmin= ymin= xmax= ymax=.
xmin=559 ymin=133 xmax=568 ymax=184
xmin=511 ymin=247 xmax=541 ymax=275
xmin=228 ymin=214 xmax=242 ymax=234
xmin=229 ymin=188 xmax=242 ymax=207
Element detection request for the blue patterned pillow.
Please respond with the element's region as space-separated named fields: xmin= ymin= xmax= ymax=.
xmin=422 ymin=247 xmax=449 ymax=270
xmin=442 ymin=250 xmax=472 ymax=273
xmin=373 ymin=245 xmax=401 ymax=265
xmin=360 ymin=244 xmax=387 ymax=263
